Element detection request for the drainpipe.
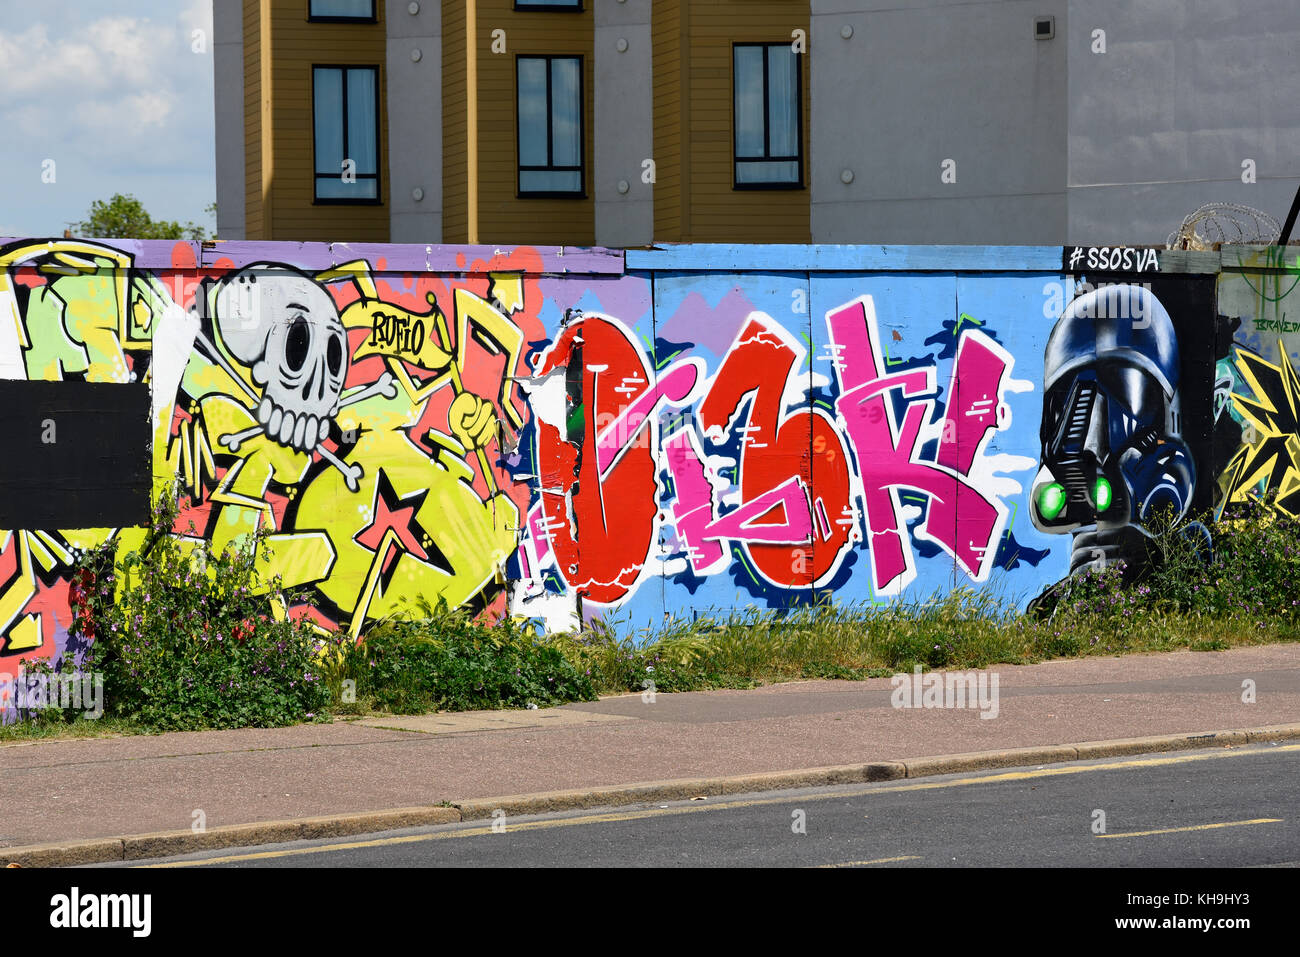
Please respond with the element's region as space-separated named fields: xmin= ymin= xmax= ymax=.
xmin=1279 ymin=183 xmax=1300 ymax=247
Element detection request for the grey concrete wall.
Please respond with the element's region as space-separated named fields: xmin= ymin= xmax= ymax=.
xmin=811 ymin=0 xmax=1068 ymax=244
xmin=594 ymin=0 xmax=652 ymax=248
xmin=1066 ymin=0 xmax=1300 ymax=245
xmin=213 ymin=0 xmax=245 ymax=240
xmin=386 ymin=0 xmax=442 ymax=243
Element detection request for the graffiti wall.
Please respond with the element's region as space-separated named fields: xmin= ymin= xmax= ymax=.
xmin=1216 ymin=246 xmax=1300 ymax=519
xmin=0 ymin=238 xmax=1295 ymax=689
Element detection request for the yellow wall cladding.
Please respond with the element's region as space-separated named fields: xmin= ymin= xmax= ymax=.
xmin=241 ymin=0 xmax=810 ymax=244
xmin=442 ymin=0 xmax=469 ymax=243
xmin=255 ymin=0 xmax=391 ymax=242
xmin=654 ymin=0 xmax=810 ymax=243
xmin=471 ymin=1 xmax=594 ymax=246
xmin=652 ymin=0 xmax=683 ymax=242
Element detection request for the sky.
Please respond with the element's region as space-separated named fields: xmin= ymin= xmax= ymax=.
xmin=0 ymin=0 xmax=215 ymax=238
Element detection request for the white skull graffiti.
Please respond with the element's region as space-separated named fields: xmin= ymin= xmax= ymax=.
xmin=213 ymin=266 xmax=349 ymax=452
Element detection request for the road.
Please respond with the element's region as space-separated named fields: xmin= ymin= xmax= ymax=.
xmin=117 ymin=743 xmax=1300 ymax=868
xmin=9 ymin=643 xmax=1297 ymax=854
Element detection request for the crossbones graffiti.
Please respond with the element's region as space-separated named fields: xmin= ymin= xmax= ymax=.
xmin=194 ymin=265 xmax=396 ymax=492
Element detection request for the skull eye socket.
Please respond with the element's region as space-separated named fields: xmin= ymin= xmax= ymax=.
xmin=327 ymin=333 xmax=344 ymax=377
xmin=285 ymin=316 xmax=310 ymax=372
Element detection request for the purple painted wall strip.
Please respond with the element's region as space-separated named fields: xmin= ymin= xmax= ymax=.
xmin=0 ymin=240 xmax=627 ymax=275
xmin=201 ymin=242 xmax=626 ymax=274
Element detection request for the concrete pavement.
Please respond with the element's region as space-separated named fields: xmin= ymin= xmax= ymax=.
xmin=3 ymin=643 xmax=1298 ymax=864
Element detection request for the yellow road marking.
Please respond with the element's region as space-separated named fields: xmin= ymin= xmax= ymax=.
xmin=143 ymin=743 xmax=1300 ymax=867
xmin=1096 ymin=818 xmax=1282 ymax=839
xmin=146 ymin=808 xmax=711 ymax=867
xmin=814 ymin=856 xmax=921 ymax=868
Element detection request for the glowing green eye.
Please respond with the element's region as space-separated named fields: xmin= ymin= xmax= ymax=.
xmin=1038 ymin=483 xmax=1066 ymax=521
xmin=1094 ymin=476 xmax=1113 ymax=513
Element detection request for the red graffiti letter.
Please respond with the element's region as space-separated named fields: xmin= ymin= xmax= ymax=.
xmin=696 ymin=315 xmax=852 ymax=587
xmin=534 ymin=317 xmax=657 ymax=604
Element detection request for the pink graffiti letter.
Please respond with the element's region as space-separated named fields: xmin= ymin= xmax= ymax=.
xmin=828 ymin=296 xmax=1008 ymax=595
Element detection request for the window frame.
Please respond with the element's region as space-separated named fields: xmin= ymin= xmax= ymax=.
xmin=514 ymin=1 xmax=583 ymax=11
xmin=311 ymin=64 xmax=383 ymax=205
xmin=731 ymin=41 xmax=805 ymax=191
xmin=307 ymin=0 xmax=377 ymax=24
xmin=515 ymin=54 xmax=587 ymax=199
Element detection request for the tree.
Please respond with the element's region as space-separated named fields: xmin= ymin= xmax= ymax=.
xmin=73 ymin=193 xmax=212 ymax=241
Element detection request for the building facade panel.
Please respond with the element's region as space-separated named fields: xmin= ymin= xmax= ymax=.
xmin=810 ymin=0 xmax=1067 ymax=244
xmin=594 ymin=1 xmax=653 ymax=248
xmin=386 ymin=0 xmax=443 ymax=244
xmin=213 ymin=1 xmax=1300 ymax=246
xmin=214 ymin=0 xmax=247 ymax=240
xmin=1066 ymin=0 xmax=1300 ymax=244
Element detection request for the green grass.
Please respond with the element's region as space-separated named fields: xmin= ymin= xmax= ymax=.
xmin=10 ymin=495 xmax=1300 ymax=738
xmin=0 ymin=713 xmax=143 ymax=743
xmin=539 ymin=590 xmax=1300 ymax=698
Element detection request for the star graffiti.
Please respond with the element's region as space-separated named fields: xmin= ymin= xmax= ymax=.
xmin=354 ymin=468 xmax=453 ymax=576
xmin=1226 ymin=344 xmax=1300 ymax=516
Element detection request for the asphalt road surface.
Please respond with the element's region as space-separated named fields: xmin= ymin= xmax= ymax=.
xmin=118 ymin=743 xmax=1300 ymax=868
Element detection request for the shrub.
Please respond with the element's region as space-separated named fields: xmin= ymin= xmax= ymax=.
xmin=1139 ymin=506 xmax=1218 ymax=614
xmin=1049 ymin=561 xmax=1146 ymax=621
xmin=344 ymin=599 xmax=596 ymax=713
xmin=72 ymin=488 xmax=335 ymax=731
xmin=1202 ymin=497 xmax=1300 ymax=620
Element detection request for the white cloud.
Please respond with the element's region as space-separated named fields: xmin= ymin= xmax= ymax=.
xmin=72 ymin=89 xmax=179 ymax=138
xmin=0 ymin=1 xmax=215 ymax=237
xmin=0 ymin=16 xmax=177 ymax=96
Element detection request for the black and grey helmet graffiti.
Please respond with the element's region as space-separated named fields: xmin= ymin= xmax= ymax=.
xmin=1030 ymin=283 xmax=1198 ymax=576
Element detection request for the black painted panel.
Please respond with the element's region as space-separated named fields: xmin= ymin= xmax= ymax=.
xmin=0 ymin=381 xmax=151 ymax=530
